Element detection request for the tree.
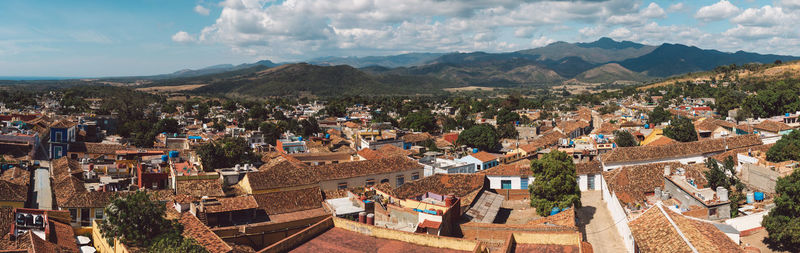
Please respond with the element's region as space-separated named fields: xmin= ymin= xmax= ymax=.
xmin=100 ymin=192 xmax=182 ymax=248
xmin=529 ymin=151 xmax=581 ymax=216
xmin=496 ymin=108 xmax=521 ymax=126
xmin=705 ymin=156 xmax=746 ymax=217
xmin=222 ymin=100 xmax=237 ymax=111
xmin=663 ymin=116 xmax=698 ymax=142
xmin=153 ymin=118 xmax=179 ymax=135
xmin=248 ymin=105 xmax=269 ymax=120
xmin=323 ymin=102 xmax=347 ymax=117
xmin=613 ymin=130 xmax=638 ymax=147
xmin=766 ymin=130 xmax=800 ymax=162
xmin=197 ymin=137 xmax=259 ymax=171
xmin=763 ymin=169 xmax=800 ymax=250
xmin=148 ymin=233 xmax=209 ymax=253
xmin=497 ymin=123 xmax=518 ymax=139
xmin=299 ymin=118 xmax=321 ymax=137
xmin=258 ymin=121 xmax=282 ymax=145
xmin=401 ymin=111 xmax=438 ymax=133
xmin=647 ymin=106 xmax=671 ymax=125
xmin=598 ymin=103 xmax=620 ymax=115
xmin=457 ymin=124 xmax=500 ymax=152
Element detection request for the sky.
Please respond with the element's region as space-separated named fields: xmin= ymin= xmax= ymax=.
xmin=1 ymin=0 xmax=799 ymax=77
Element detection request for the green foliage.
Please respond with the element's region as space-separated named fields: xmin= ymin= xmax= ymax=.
xmin=497 ymin=123 xmax=518 ymax=139
xmin=100 ymin=192 xmax=182 ymax=248
xmin=197 ymin=137 xmax=259 ymax=171
xmin=598 ymin=103 xmax=620 ymax=115
xmin=647 ymin=106 xmax=671 ymax=125
xmin=496 ymin=108 xmax=521 ymax=125
xmin=323 ymin=102 xmax=347 ymax=117
xmin=663 ymin=116 xmax=698 ymax=142
xmin=457 ymin=124 xmax=500 ymax=152
xmin=742 ymin=81 xmax=800 ymax=118
xmin=529 ymin=151 xmax=581 ymax=216
xmin=613 ymin=130 xmax=638 ymax=147
xmin=766 ymin=130 xmax=800 ymax=162
xmin=148 ymin=233 xmax=209 ymax=253
xmin=299 ymin=118 xmax=321 ymax=137
xmin=763 ymin=169 xmax=800 ymax=250
xmin=258 ymin=121 xmax=283 ymax=145
xmin=704 ymin=157 xmax=746 ymax=217
xmin=248 ymin=105 xmax=269 ymax=120
xmin=401 ymin=111 xmax=438 ymax=133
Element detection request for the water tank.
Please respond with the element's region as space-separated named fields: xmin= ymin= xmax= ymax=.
xmin=325 ymin=134 xmax=330 ymax=139
xmin=169 ymin=151 xmax=179 ymax=158
xmin=717 ymin=187 xmax=728 ymax=202
xmin=746 ymin=192 xmax=755 ymax=204
xmin=598 ymin=134 xmax=604 ymax=139
xmin=161 ymin=155 xmax=168 ymax=162
xmin=550 ymin=207 xmax=561 ymax=216
xmin=358 ymin=212 xmax=366 ymax=223
xmin=472 ymin=148 xmax=478 ymax=153
xmin=661 ymin=190 xmax=670 ymax=200
xmin=754 ymin=192 xmax=765 ymax=201
xmin=644 ymin=124 xmax=650 ymax=129
xmin=366 ymin=213 xmax=374 ymax=225
xmin=654 ymin=187 xmax=661 ymax=198
xmin=298 ymin=137 xmax=303 ymax=141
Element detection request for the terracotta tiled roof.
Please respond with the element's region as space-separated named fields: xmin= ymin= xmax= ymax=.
xmin=376 ymin=144 xmax=412 ymax=157
xmin=176 ymin=179 xmax=225 ymax=197
xmin=753 ymin=120 xmax=793 ymax=133
xmin=61 ymin=191 xmax=116 ymax=208
xmin=601 ymin=134 xmax=762 ymax=164
xmin=246 ymin=156 xmax=422 ymax=191
xmin=357 ymin=148 xmax=382 ymax=160
xmin=694 ymin=118 xmax=735 ymax=132
xmin=68 ymin=142 xmax=126 ymax=155
xmin=527 ymin=207 xmax=576 ymax=228
xmin=594 ymin=122 xmax=620 ymax=135
xmin=557 ymin=120 xmax=589 ymax=135
xmin=0 ymin=207 xmax=12 ymax=236
xmin=392 ymin=174 xmax=485 ymax=200
xmin=519 ymin=130 xmax=567 ymax=153
xmin=478 ymin=160 xmax=531 ymax=176
xmin=470 ymin=151 xmax=499 ymax=163
xmin=418 ymin=219 xmax=441 ymax=229
xmin=202 ymin=196 xmax=258 ymax=213
xmin=0 ymin=180 xmax=27 ymax=202
xmin=0 ymin=167 xmax=30 ymax=186
xmin=645 ymin=135 xmax=676 ymax=146
xmin=253 ymin=187 xmax=323 ymax=215
xmin=49 ymin=119 xmax=77 ymax=129
xmin=629 ymin=205 xmax=744 ymax=253
xmin=179 ymin=213 xmax=233 ymax=253
xmin=575 ymin=160 xmax=602 ymax=175
xmin=50 ymin=157 xmax=82 ymax=181
xmin=49 ymin=220 xmax=79 ymax=252
xmin=603 ymin=162 xmax=707 ymax=206
xmin=710 ymin=144 xmax=774 ymax=164
xmin=401 ymin=132 xmax=434 ymax=143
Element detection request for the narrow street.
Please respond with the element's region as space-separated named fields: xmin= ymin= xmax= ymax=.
xmin=33 ymin=161 xmax=53 ymax=210
xmin=577 ymin=191 xmax=627 ymax=253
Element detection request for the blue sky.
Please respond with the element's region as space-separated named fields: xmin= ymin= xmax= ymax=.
xmin=1 ymin=0 xmax=798 ymax=77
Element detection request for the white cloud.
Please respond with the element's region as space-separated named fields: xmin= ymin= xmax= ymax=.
xmin=606 ymin=2 xmax=665 ymax=25
xmin=777 ymin=0 xmax=800 ymax=10
xmin=530 ymin=36 xmax=555 ymax=47
xmin=731 ymin=5 xmax=789 ymax=26
xmin=172 ymin=31 xmax=196 ymax=43
xmin=695 ymin=0 xmax=740 ymax=22
xmin=668 ymin=3 xmax=685 ymax=12
xmin=195 ymin=5 xmax=211 ymax=16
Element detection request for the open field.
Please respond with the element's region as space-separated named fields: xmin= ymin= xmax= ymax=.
xmin=136 ymin=84 xmax=206 ymax=92
xmin=443 ymin=86 xmax=498 ymax=92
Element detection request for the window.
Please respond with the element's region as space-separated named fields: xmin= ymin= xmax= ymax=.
xmin=365 ymin=179 xmax=375 ymax=186
xmin=55 ymin=132 xmax=62 ymax=142
xmin=501 ymin=180 xmax=512 ymax=189
xmin=411 ymin=172 xmax=420 ymax=181
xmin=338 ymin=182 xmax=348 ymax=190
xmin=709 ymin=208 xmax=717 ymax=217
xmin=477 ymin=164 xmax=481 ymax=170
xmin=69 ymin=209 xmax=77 ymax=223
xmin=95 ymin=209 xmax=104 ymax=220
xmin=396 ymin=175 xmax=405 ymax=186
xmin=588 ymin=175 xmax=596 ymax=190
xmin=520 ymin=178 xmax=529 ymax=189
xmin=54 ymin=146 xmax=63 ymax=159
xmin=380 ymin=179 xmax=389 ymax=184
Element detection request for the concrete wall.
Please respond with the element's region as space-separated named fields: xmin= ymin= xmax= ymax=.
xmin=577 ymin=173 xmax=600 ymax=191
xmin=740 ymin=163 xmax=778 ymax=193
xmin=259 ymin=218 xmax=334 ymax=253
xmin=725 ymin=211 xmax=768 ymax=233
xmin=332 ymin=217 xmax=484 ymax=252
xmin=318 ymin=168 xmax=423 ymax=190
xmin=213 ymin=213 xmax=328 ymax=250
xmin=663 ymin=178 xmax=730 ymax=220
xmin=601 ymin=177 xmax=635 ymax=253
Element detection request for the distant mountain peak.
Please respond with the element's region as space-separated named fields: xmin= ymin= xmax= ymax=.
xmin=576 ymin=37 xmax=646 ymax=50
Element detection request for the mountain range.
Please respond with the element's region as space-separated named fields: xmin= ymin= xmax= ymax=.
xmin=129 ymin=37 xmax=799 ymax=97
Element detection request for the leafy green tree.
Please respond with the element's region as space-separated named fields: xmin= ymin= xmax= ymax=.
xmin=496 ymin=108 xmax=521 ymax=125
xmin=197 ymin=137 xmax=258 ymax=171
xmin=763 ymin=169 xmax=800 ymax=250
xmin=248 ymin=105 xmax=269 ymax=120
xmin=222 ymin=100 xmax=237 ymax=111
xmin=258 ymin=121 xmax=283 ymax=145
xmin=766 ymin=130 xmax=800 ymax=162
xmin=401 ymin=111 xmax=438 ymax=133
xmin=598 ymin=104 xmax=620 ymax=115
xmin=153 ymin=118 xmax=179 ymax=135
xmin=299 ymin=118 xmax=321 ymax=137
xmin=457 ymin=124 xmax=500 ymax=152
xmin=529 ymin=151 xmax=581 ymax=216
xmin=497 ymin=123 xmax=518 ymax=139
xmin=647 ymin=106 xmax=672 ymax=125
xmin=613 ymin=130 xmax=638 ymax=147
xmin=196 ymin=103 xmax=210 ymax=119
xmin=705 ymin=156 xmax=746 ymax=217
xmin=323 ymin=102 xmax=347 ymax=117
xmin=663 ymin=116 xmax=698 ymax=142
xmin=100 ymin=192 xmax=182 ymax=248
xmin=148 ymin=233 xmax=208 ymax=253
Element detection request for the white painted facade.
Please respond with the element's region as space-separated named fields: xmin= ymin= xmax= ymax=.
xmin=577 ymin=173 xmax=601 ymax=191
xmin=486 ymin=175 xmax=532 ymax=190
xmin=601 ymin=176 xmax=635 ymax=253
